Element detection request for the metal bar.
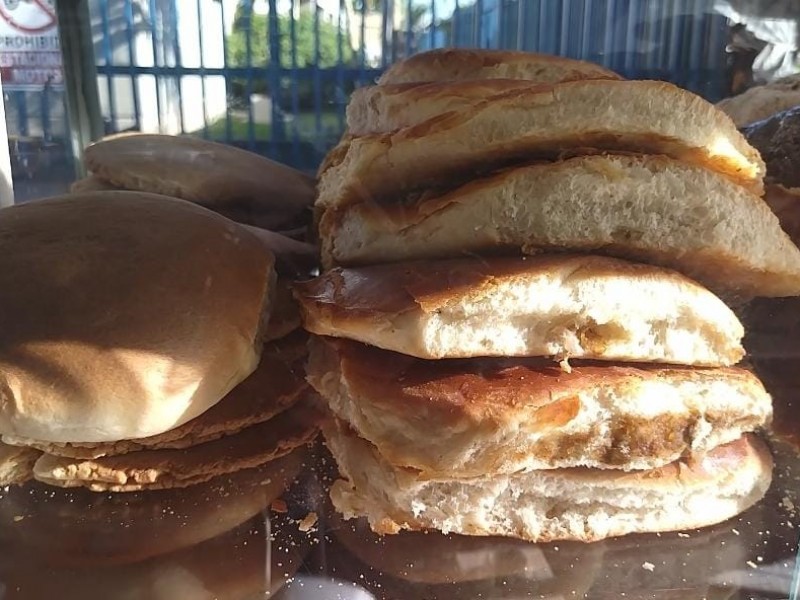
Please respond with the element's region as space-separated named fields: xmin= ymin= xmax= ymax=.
xmin=123 ymin=0 xmax=141 ymax=129
xmin=40 ymin=84 xmax=51 ymax=141
xmin=244 ymin=0 xmax=255 ymax=150
xmin=15 ymin=92 xmax=28 ymax=137
xmin=99 ymin=0 xmax=116 ymax=131
xmin=580 ymin=0 xmax=592 ymax=59
xmin=474 ymin=0 xmax=483 ymax=47
xmin=623 ymin=0 xmax=638 ymax=74
xmin=290 ymin=0 xmax=300 ymax=166
xmin=515 ymin=0 xmax=524 ymax=50
xmin=602 ymin=0 xmax=615 ymax=68
xmin=359 ymin=0 xmax=366 ymax=84
xmin=657 ymin=0 xmax=671 ymax=75
xmin=429 ymin=0 xmax=436 ymax=49
xmin=0 ymin=74 xmax=14 ymax=206
xmin=453 ymin=0 xmax=460 ymax=47
xmin=147 ymin=0 xmax=162 ymax=131
xmin=688 ymin=1 xmax=705 ymax=92
xmin=219 ymin=0 xmax=233 ymax=142
xmin=705 ymin=14 xmax=726 ymax=100
xmin=169 ymin=0 xmax=186 ymax=133
xmin=55 ymin=0 xmax=105 ymax=178
xmin=197 ymin=0 xmax=209 ymax=138
xmin=538 ymin=0 xmax=548 ymax=53
xmin=337 ymin=0 xmax=346 ymax=131
xmin=96 ymin=65 xmax=391 ymax=79
xmin=267 ymin=0 xmax=283 ymax=153
xmin=559 ymin=0 xmax=569 ymax=56
xmin=382 ymin=0 xmax=394 ymax=67
xmin=314 ymin=2 xmax=322 ymax=137
xmin=496 ymin=0 xmax=504 ymax=50
xmin=405 ymin=0 xmax=412 ymax=55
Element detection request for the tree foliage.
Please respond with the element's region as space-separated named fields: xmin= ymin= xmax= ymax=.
xmin=228 ymin=10 xmax=355 ymax=69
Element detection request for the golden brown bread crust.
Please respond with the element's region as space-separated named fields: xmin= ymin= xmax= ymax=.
xmin=378 ymin=49 xmax=622 ymax=85
xmin=264 ymin=279 xmax=303 ymax=342
xmin=318 ymin=80 xmax=764 ymax=209
xmin=85 ymin=134 xmax=316 ymax=231
xmin=32 ymin=400 xmax=323 ymax=492
xmin=347 ymin=79 xmax=559 ymax=135
xmin=295 ymin=254 xmax=708 ymax=322
xmin=4 ymin=333 xmax=310 ymax=459
xmin=0 ymin=192 xmax=276 ymax=443
xmin=309 ymin=337 xmax=772 ymax=476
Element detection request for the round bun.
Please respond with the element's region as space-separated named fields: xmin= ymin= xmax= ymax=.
xmin=84 ymin=133 xmax=316 ymax=231
xmin=0 ymin=192 xmax=276 ymax=443
xmin=378 ymin=49 xmax=622 ymax=85
xmin=324 ymin=422 xmax=774 ymax=543
xmin=716 ymin=73 xmax=800 ymax=127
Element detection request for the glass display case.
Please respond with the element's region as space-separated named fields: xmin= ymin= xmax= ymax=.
xmin=1 ymin=1 xmax=799 ymax=599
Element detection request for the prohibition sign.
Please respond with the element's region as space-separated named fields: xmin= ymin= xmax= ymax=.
xmin=0 ymin=0 xmax=57 ymax=34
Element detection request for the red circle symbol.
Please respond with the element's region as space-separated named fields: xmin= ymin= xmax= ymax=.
xmin=0 ymin=0 xmax=57 ymax=34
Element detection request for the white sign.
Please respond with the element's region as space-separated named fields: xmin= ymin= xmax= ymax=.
xmin=0 ymin=0 xmax=62 ymax=90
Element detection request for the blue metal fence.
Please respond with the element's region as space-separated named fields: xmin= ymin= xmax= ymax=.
xmin=8 ymin=0 xmax=731 ymax=173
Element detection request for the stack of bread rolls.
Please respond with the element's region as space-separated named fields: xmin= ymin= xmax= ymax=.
xmin=295 ymin=49 xmax=800 ymax=543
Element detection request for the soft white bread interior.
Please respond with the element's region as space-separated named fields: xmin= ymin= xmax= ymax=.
xmin=323 ymin=422 xmax=773 ymax=543
xmin=0 ymin=192 xmax=276 ymax=443
xmin=318 ymin=80 xmax=764 ymax=208
xmin=377 ymin=48 xmax=622 ymax=85
xmin=294 ymin=254 xmax=745 ymax=365
xmin=320 ymin=154 xmax=800 ymax=298
xmin=308 ymin=337 xmax=772 ymax=476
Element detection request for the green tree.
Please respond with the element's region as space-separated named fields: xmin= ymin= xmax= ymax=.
xmin=228 ymin=11 xmax=355 ymax=69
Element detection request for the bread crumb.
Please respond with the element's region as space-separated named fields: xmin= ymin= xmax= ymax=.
xmin=558 ymin=357 xmax=572 ymax=374
xmin=298 ymin=512 xmax=318 ymax=532
xmin=642 ymin=562 xmax=655 ymax=572
xmin=12 ymin=515 xmax=24 ymax=522
xmin=746 ymin=560 xmax=758 ymax=569
xmin=677 ymin=532 xmax=690 ymax=538
xmin=731 ymin=528 xmax=740 ymax=535
xmin=271 ymin=498 xmax=288 ymax=514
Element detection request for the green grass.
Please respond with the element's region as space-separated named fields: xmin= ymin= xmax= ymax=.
xmin=194 ymin=110 xmax=343 ymax=142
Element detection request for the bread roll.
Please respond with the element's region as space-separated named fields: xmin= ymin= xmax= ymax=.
xmin=318 ymin=80 xmax=763 ymax=209
xmin=716 ymin=73 xmax=800 ymax=127
xmin=319 ymin=154 xmax=800 ymax=298
xmin=324 ymin=423 xmax=773 ymax=543
xmin=295 ymin=254 xmax=745 ymax=365
xmin=308 ymin=337 xmax=772 ymax=476
xmin=0 ymin=193 xmax=275 ymax=443
xmin=32 ymin=400 xmax=322 ymax=492
xmin=85 ymin=134 xmax=316 ymax=231
xmin=3 ymin=333 xmax=310 ymax=459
